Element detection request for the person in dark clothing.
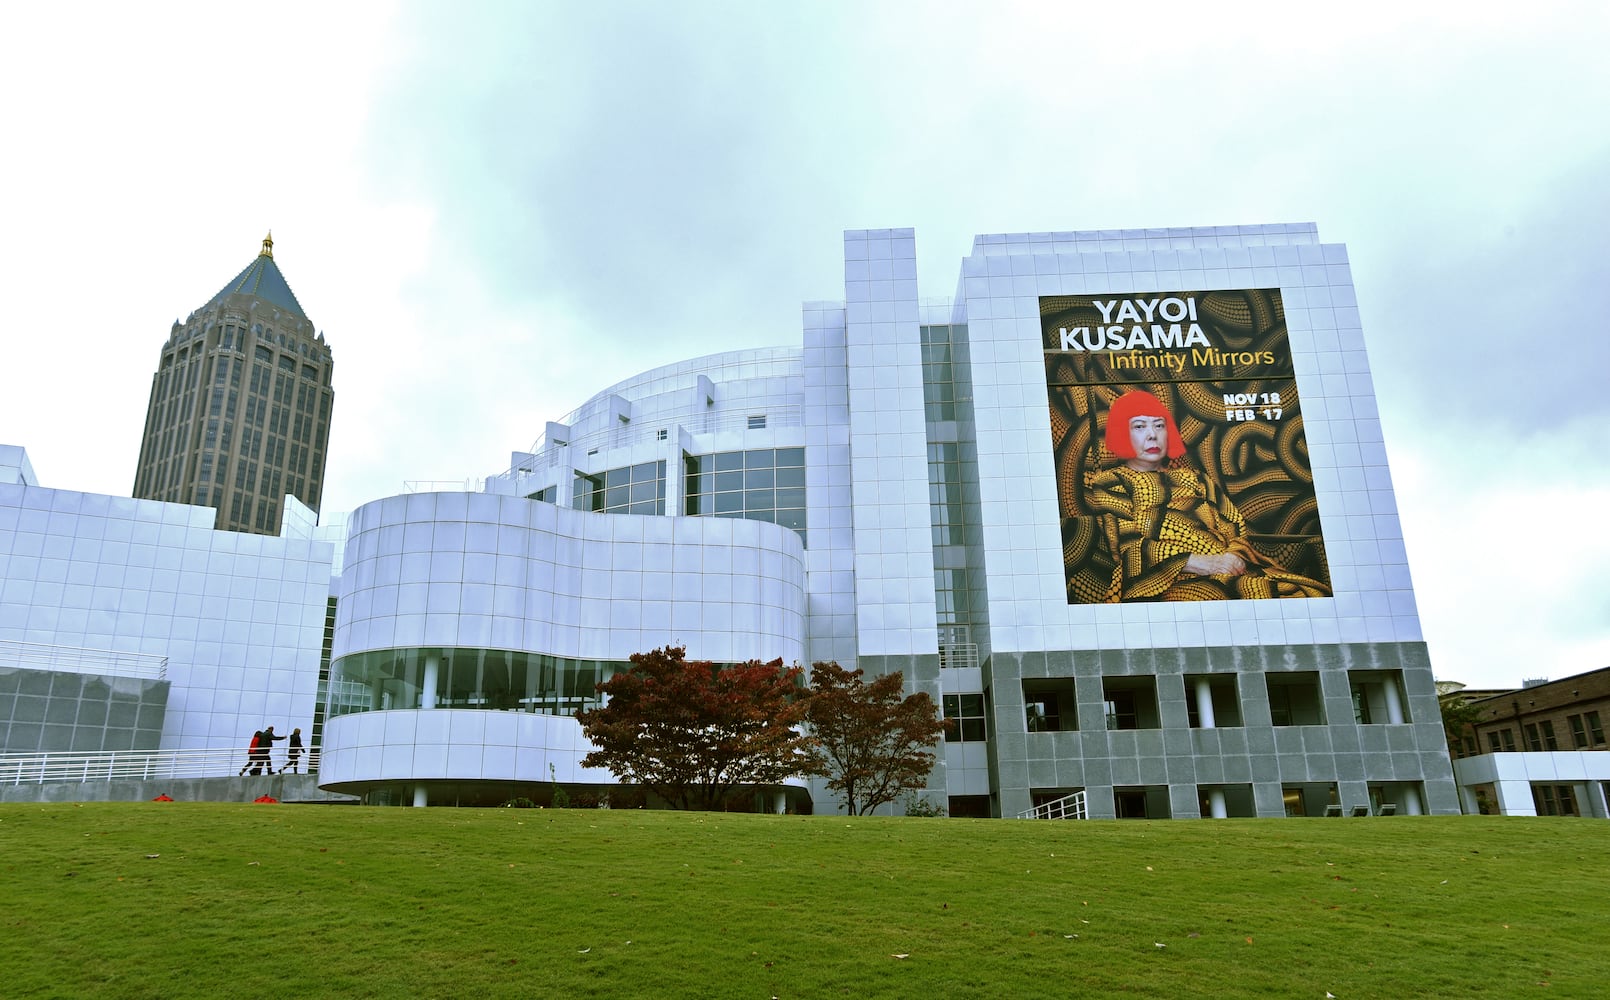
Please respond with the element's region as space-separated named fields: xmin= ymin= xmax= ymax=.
xmin=251 ymin=725 xmax=285 ymax=775
xmin=280 ymin=728 xmax=304 ymax=774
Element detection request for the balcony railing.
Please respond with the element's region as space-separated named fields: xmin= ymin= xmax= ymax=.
xmin=0 ymin=639 xmax=168 ymax=681
xmin=0 ymin=746 xmax=320 ymax=786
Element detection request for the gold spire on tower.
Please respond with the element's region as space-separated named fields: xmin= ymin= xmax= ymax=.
xmin=261 ymin=231 xmax=274 ymax=258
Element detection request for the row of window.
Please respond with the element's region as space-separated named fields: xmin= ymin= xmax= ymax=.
xmin=1569 ymin=711 xmax=1606 ymax=748
xmin=328 ymin=646 xmax=633 ymax=717
xmin=574 ymin=461 xmax=666 ymax=517
xmin=546 ymin=450 xmax=810 ymax=541
xmin=1483 ymin=711 xmax=1605 ymax=754
xmin=922 ymin=327 xmax=978 ymax=638
xmin=919 ymin=324 xmax=970 ymax=424
xmin=685 ymin=449 xmax=806 ymax=535
xmin=944 ymin=672 xmax=1410 ymax=743
xmin=1533 ymin=784 xmax=1579 ymax=816
xmin=166 ymin=335 xmax=328 ymax=386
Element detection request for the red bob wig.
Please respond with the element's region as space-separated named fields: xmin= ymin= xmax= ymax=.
xmin=1104 ymin=390 xmax=1186 ymax=460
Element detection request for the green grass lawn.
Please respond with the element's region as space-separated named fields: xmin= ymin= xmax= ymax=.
xmin=0 ymin=803 xmax=1602 ymax=998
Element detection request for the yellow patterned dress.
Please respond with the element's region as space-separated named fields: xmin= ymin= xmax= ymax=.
xmin=1082 ymin=465 xmax=1331 ymax=602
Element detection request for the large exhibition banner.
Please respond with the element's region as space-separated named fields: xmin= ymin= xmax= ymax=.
xmin=1042 ymin=289 xmax=1332 ymax=604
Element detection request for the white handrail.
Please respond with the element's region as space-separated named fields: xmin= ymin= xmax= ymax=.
xmin=0 ymin=639 xmax=168 ymax=680
xmin=0 ymin=746 xmax=320 ymax=785
xmin=1019 ymin=789 xmax=1087 ymax=820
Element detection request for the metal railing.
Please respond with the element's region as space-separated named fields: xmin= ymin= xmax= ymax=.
xmin=939 ymin=642 xmax=979 ymax=671
xmin=403 ymin=478 xmax=485 ymax=494
xmin=0 ymin=639 xmax=168 ymax=681
xmin=497 ymin=405 xmax=809 ymax=480
xmin=0 ymin=746 xmax=320 ymax=786
xmin=1020 ymin=790 xmax=1087 ymax=820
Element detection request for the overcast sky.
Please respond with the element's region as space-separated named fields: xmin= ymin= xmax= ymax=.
xmin=3 ymin=1 xmax=1606 ymax=690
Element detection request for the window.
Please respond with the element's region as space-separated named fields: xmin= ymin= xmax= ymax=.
xmin=928 ymin=442 xmax=966 ymax=546
xmin=948 ymin=795 xmax=991 ymax=818
xmin=1348 ymin=670 xmax=1408 ymax=724
xmin=656 ymin=428 xmax=668 ymax=441
xmin=1486 ymin=731 xmax=1502 ymax=753
xmin=1023 ymin=680 xmax=1075 ymax=733
xmin=919 ymin=324 xmax=969 ymax=423
xmin=1525 ymin=723 xmax=1543 ymax=752
xmin=1025 ymin=695 xmax=1060 ymax=732
xmin=1533 ymin=784 xmax=1578 ymax=817
xmin=1185 ymin=674 xmax=1243 ymax=728
xmin=1569 ymin=714 xmax=1589 ymax=748
xmin=1541 ymin=720 xmax=1558 ymax=751
xmin=1266 ymin=672 xmax=1325 ymax=726
xmin=747 ymin=415 xmax=766 ymax=429
xmin=943 ymin=693 xmax=986 ymax=742
xmin=1102 ymin=677 xmax=1159 ymax=730
xmin=684 ymin=449 xmax=806 ymax=541
xmin=1588 ymin=711 xmax=1606 ymax=746
xmin=1105 ymin=692 xmax=1137 ymax=730
xmin=573 ymin=461 xmax=665 ymax=516
xmin=1114 ymin=786 xmax=1169 ymax=819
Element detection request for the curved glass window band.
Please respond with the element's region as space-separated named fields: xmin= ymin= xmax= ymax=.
xmin=328 ymin=647 xmax=618 ymax=718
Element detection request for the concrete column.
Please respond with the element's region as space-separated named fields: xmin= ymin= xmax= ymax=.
xmin=1402 ymin=783 xmax=1423 ymax=815
xmin=773 ymin=789 xmax=788 ymax=815
xmin=413 ymin=784 xmax=428 ymax=808
xmin=1458 ymin=783 xmax=1481 ymax=815
xmin=1194 ymin=678 xmax=1217 ymax=729
xmin=370 ymin=677 xmax=385 ymax=711
xmin=421 ymin=652 xmax=440 ymax=710
xmin=1493 ymin=779 xmax=1536 ymax=816
xmin=1207 ymin=787 xmax=1227 ymax=819
xmin=1574 ymin=781 xmax=1608 ymax=819
xmin=1383 ymin=679 xmax=1405 ymax=725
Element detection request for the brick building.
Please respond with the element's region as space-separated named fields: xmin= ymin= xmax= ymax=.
xmin=1442 ymin=666 xmax=1610 ymax=816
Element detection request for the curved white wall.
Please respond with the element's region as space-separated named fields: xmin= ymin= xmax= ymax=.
xmin=320 ymin=707 xmax=813 ymax=801
xmin=319 ymin=708 xmax=607 ymax=789
xmin=333 ymin=492 xmax=807 ymax=666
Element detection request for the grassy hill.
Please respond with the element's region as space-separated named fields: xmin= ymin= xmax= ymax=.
xmin=1 ymin=803 xmax=1602 ymax=998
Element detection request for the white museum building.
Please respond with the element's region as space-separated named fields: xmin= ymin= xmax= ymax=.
xmin=4 ymin=224 xmax=1501 ymax=817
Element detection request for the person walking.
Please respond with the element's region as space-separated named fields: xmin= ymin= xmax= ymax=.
xmin=281 ymin=728 xmax=304 ymax=774
xmin=238 ymin=729 xmax=262 ymax=776
xmin=251 ymin=725 xmax=285 ymax=775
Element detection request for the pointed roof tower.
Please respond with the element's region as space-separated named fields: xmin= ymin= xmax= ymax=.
xmin=207 ymin=231 xmax=308 ymax=318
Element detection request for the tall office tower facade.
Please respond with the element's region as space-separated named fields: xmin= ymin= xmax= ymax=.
xmin=132 ymin=235 xmax=335 ymax=535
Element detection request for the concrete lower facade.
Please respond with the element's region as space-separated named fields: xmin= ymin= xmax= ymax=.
xmin=0 ymin=773 xmax=356 ymax=805
xmin=978 ymin=641 xmax=1458 ymax=819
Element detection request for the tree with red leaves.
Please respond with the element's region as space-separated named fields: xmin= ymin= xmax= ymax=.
xmin=804 ymin=662 xmax=946 ymax=815
xmin=575 ymin=646 xmax=815 ymax=812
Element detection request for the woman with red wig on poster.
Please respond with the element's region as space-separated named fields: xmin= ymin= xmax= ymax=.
xmin=1083 ymin=390 xmax=1330 ymax=602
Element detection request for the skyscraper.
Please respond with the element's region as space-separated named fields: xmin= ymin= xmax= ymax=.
xmin=132 ymin=234 xmax=334 ymax=534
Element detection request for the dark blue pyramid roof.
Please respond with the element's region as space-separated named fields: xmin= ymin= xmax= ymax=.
xmin=209 ymin=233 xmax=307 ymax=318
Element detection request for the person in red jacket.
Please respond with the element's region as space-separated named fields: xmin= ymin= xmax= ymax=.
xmin=238 ymin=730 xmax=262 ymax=776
